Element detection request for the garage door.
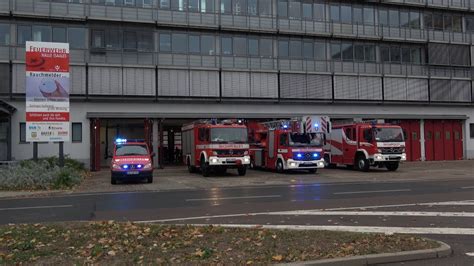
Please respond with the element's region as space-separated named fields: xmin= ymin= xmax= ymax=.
xmin=399 ymin=120 xmax=421 ymax=161
xmin=424 ymin=120 xmax=464 ymax=161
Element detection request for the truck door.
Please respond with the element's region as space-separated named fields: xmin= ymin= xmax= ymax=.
xmin=343 ymin=127 xmax=357 ymax=165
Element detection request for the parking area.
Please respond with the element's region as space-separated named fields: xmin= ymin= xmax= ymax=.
xmin=74 ymin=160 xmax=474 ymax=194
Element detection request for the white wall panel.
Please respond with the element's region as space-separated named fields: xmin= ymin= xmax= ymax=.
xmin=190 ymin=70 xmax=219 ymax=97
xmin=384 ymin=78 xmax=407 ymax=101
xmin=359 ymin=76 xmax=382 ymax=100
xmin=451 ymin=80 xmax=471 ymax=102
xmin=70 ymin=66 xmax=86 ymax=95
xmin=250 ymin=72 xmax=278 ymax=98
xmin=123 ymin=68 xmax=155 ymax=96
xmin=407 ymin=78 xmax=429 ymax=101
xmin=334 ymin=76 xmax=358 ymax=100
xmin=222 ymin=71 xmax=250 ymax=98
xmin=89 ymin=66 xmax=123 ymax=95
xmin=158 ymin=69 xmax=189 ymax=96
xmin=307 ymin=74 xmax=332 ymax=99
xmin=12 ymin=64 xmax=25 ymax=94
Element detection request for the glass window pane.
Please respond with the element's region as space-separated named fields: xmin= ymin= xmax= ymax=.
xmin=354 ymin=44 xmax=364 ymax=61
xmin=259 ymin=0 xmax=272 ymax=16
xmin=124 ymin=31 xmax=137 ymax=50
xmin=443 ymin=14 xmax=452 ymax=31
xmin=106 ymin=30 xmax=121 ymax=49
xmin=234 ymin=0 xmax=247 ymax=15
xmin=172 ymin=33 xmax=187 ymax=53
xmin=303 ymin=42 xmax=313 ymax=59
xmin=188 ymin=0 xmax=199 ymax=12
xmin=201 ymin=35 xmax=215 ymax=55
xmin=171 ymin=0 xmax=186 ymax=11
xmin=364 ymin=45 xmax=375 ymax=62
xmin=278 ymin=40 xmax=289 ymax=57
xmin=433 ymin=13 xmax=443 ymax=30
xmin=340 ymin=6 xmax=351 ymax=23
xmin=400 ymin=11 xmax=409 ymax=27
xmin=289 ymin=0 xmax=301 ymax=19
xmin=389 ymin=10 xmax=399 ymax=27
xmin=159 ymin=33 xmax=171 ymax=52
xmin=137 ymin=31 xmax=154 ymax=51
xmin=467 ymin=17 xmax=474 ymax=32
xmin=409 ymin=11 xmax=420 ymax=28
xmin=160 ymin=0 xmax=170 ymax=8
xmin=353 ymin=7 xmax=363 ymax=24
xmin=452 ymin=15 xmax=462 ymax=32
xmin=32 ymin=26 xmax=51 ymax=42
xmin=401 ymin=47 xmax=410 ymax=63
xmin=289 ymin=40 xmax=301 ymax=58
xmin=72 ymin=123 xmax=82 ymax=142
xmin=341 ymin=43 xmax=353 ymax=61
xmin=52 ymin=27 xmax=67 ymax=43
xmin=364 ymin=7 xmax=374 ymax=25
xmin=381 ymin=46 xmax=390 ymax=62
xmin=249 ymin=39 xmax=258 ymax=56
xmin=379 ymin=9 xmax=388 ymax=26
xmin=221 ymin=0 xmax=231 ymax=14
xmin=0 ymin=24 xmax=10 ymax=45
xmin=201 ymin=0 xmax=214 ymax=12
xmin=20 ymin=123 xmax=26 ymax=143
xmin=330 ymin=5 xmax=339 ymax=22
xmin=330 ymin=43 xmax=341 ymax=60
xmin=302 ymin=1 xmax=312 ymax=19
xmin=233 ymin=37 xmax=247 ymax=56
xmin=260 ymin=38 xmax=273 ymax=57
xmin=314 ymin=3 xmax=325 ymax=21
xmin=248 ymin=0 xmax=257 ymax=15
xmin=67 ymin=28 xmax=86 ymax=49
xmin=390 ymin=46 xmax=400 ymax=63
xmin=278 ymin=0 xmax=288 ymax=17
xmin=91 ymin=30 xmax=104 ymax=48
xmin=424 ymin=13 xmax=432 ymax=29
xmin=189 ymin=35 xmax=200 ymax=53
xmin=411 ymin=48 xmax=421 ymax=64
xmin=314 ymin=41 xmax=326 ymax=60
xmin=221 ymin=37 xmax=232 ymax=55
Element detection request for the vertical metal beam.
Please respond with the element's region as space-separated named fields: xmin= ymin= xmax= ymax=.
xmin=158 ymin=119 xmax=164 ymax=169
xmin=152 ymin=118 xmax=159 ymax=167
xmin=33 ymin=142 xmax=38 ymax=161
xmin=7 ymin=116 xmax=11 ymax=161
xmin=58 ymin=142 xmax=64 ymax=167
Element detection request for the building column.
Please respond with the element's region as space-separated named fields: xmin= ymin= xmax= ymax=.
xmin=152 ymin=118 xmax=159 ymax=167
xmin=420 ymin=119 xmax=426 ymax=161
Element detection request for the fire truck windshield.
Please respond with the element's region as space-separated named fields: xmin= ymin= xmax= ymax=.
xmin=115 ymin=144 xmax=148 ymax=156
xmin=374 ymin=127 xmax=404 ymax=142
xmin=289 ymin=133 xmax=325 ymax=147
xmin=210 ymin=128 xmax=248 ymax=143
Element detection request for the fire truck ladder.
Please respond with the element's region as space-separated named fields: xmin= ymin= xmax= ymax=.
xmin=260 ymin=119 xmax=299 ymax=130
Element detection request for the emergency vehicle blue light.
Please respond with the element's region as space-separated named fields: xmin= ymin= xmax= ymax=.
xmin=283 ymin=124 xmax=288 ymax=129
xmin=313 ymin=153 xmax=319 ymax=158
xmin=297 ymin=153 xmax=303 ymax=158
xmin=122 ymin=164 xmax=129 ymax=169
xmin=116 ymin=138 xmax=127 ymax=143
xmin=314 ymin=123 xmax=319 ymax=128
xmin=137 ymin=164 xmax=142 ymax=169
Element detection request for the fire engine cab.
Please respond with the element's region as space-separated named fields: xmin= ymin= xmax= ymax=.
xmin=110 ymin=138 xmax=154 ymax=184
xmin=182 ymin=119 xmax=250 ymax=177
xmin=325 ymin=121 xmax=406 ymax=171
xmin=247 ymin=116 xmax=329 ymax=173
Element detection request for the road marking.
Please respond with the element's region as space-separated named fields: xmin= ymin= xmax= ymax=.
xmin=461 ymin=186 xmax=474 ymax=189
xmin=326 ymin=200 xmax=474 ymax=210
xmin=186 ymin=195 xmax=281 ymax=202
xmin=334 ymin=189 xmax=411 ymax=195
xmin=136 ymin=213 xmax=258 ymax=223
xmin=268 ymin=210 xmax=474 ymax=217
xmin=0 ymin=205 xmax=73 ymax=211
xmin=466 ymin=252 xmax=474 ymax=256
xmin=191 ymin=224 xmax=474 ymax=235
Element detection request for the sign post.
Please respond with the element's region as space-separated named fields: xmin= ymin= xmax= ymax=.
xmin=25 ymin=42 xmax=70 ymax=165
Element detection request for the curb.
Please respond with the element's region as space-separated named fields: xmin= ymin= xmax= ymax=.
xmin=280 ymin=240 xmax=451 ymax=266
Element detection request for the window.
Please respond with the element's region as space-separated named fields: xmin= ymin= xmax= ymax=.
xmin=302 ymin=0 xmax=312 ymax=19
xmin=330 ymin=43 xmax=341 ymax=60
xmin=172 ymin=33 xmax=187 ymax=53
xmin=433 ymin=13 xmax=443 ymax=30
xmin=364 ymin=7 xmax=374 ymax=25
xmin=411 ymin=48 xmax=421 ymax=64
xmin=390 ymin=46 xmax=401 ymax=63
xmin=189 ymin=35 xmax=200 ymax=54
xmin=467 ymin=17 xmax=474 ymax=32
xmin=381 ymin=46 xmax=390 ymax=62
xmin=314 ymin=41 xmax=325 ymax=60
xmin=201 ymin=0 xmax=214 ymax=12
xmin=424 ymin=13 xmax=433 ymax=29
xmin=0 ymin=24 xmax=10 ymax=45
xmin=20 ymin=123 xmax=27 ymax=143
xmin=345 ymin=128 xmax=354 ymax=141
xmin=188 ymin=0 xmax=199 ymax=12
xmin=400 ymin=11 xmax=409 ymax=28
xmin=303 ymin=42 xmax=313 ymax=59
xmin=364 ymin=45 xmax=375 ymax=62
xmin=160 ymin=0 xmax=170 ymax=8
xmin=171 ymin=0 xmax=186 ymax=11
xmin=248 ymin=39 xmax=258 ymax=56
xmin=137 ymin=32 xmax=154 ymax=51
xmin=379 ymin=9 xmax=388 ymax=26
xmin=221 ymin=37 xmax=232 ymax=55
xmin=0 ymin=64 xmax=10 ymax=94
xmin=289 ymin=0 xmax=301 ymax=19
xmin=259 ymin=0 xmax=272 ymax=16
xmin=289 ymin=40 xmax=301 ymax=58
xmin=124 ymin=31 xmax=137 ymax=50
xmin=470 ymin=124 xmax=474 ymax=139
xmin=452 ymin=15 xmax=462 ymax=32
xmin=248 ymin=0 xmax=257 ymax=15
xmin=354 ymin=44 xmax=364 ymax=61
xmin=444 ymin=14 xmax=452 ymax=31
xmin=330 ymin=5 xmax=339 ymax=22
xmin=341 ymin=43 xmax=353 ymax=61
xmin=91 ymin=30 xmax=105 ymax=48
xmin=159 ymin=33 xmax=171 ymax=52
xmin=201 ymin=35 xmax=215 ymax=55
xmin=389 ymin=10 xmax=399 ymax=27
xmin=313 ymin=3 xmax=325 ymax=21
xmin=32 ymin=26 xmax=51 ymax=42
xmin=401 ymin=47 xmax=411 ymax=63
xmin=233 ymin=37 xmax=247 ymax=56
xmin=68 ymin=28 xmax=86 ymax=49
xmin=260 ymin=38 xmax=273 ymax=57
xmin=234 ymin=0 xmax=247 ymax=15
xmin=17 ymin=25 xmax=31 ymax=45
xmin=340 ymin=6 xmax=351 ymax=24
xmin=72 ymin=123 xmax=82 ymax=142
xmin=52 ymin=27 xmax=67 ymax=43
xmin=221 ymin=0 xmax=231 ymax=14
xmin=278 ymin=40 xmax=289 ymax=57
xmin=353 ymin=7 xmax=363 ymax=25
xmin=106 ymin=30 xmax=121 ymax=49
xmin=278 ymin=0 xmax=287 ymax=17
xmin=279 ymin=133 xmax=288 ymax=146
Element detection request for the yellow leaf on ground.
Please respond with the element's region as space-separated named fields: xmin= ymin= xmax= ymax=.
xmin=107 ymin=251 xmax=116 ymax=256
xmin=272 ymin=255 xmax=283 ymax=261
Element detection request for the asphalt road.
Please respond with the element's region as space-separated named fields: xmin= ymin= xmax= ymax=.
xmin=0 ymin=178 xmax=473 ymax=265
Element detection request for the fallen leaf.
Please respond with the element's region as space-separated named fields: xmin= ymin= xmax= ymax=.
xmin=246 ymin=260 xmax=253 ymax=265
xmin=272 ymin=255 xmax=283 ymax=261
xmin=107 ymin=251 xmax=116 ymax=256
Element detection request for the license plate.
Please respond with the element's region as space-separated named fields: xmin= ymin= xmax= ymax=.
xmin=226 ymin=159 xmax=236 ymax=163
xmin=127 ymin=171 xmax=139 ymax=175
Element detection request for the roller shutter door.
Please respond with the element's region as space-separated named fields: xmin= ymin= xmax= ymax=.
xmin=450 ymin=80 xmax=471 ymax=102
xmin=250 ymin=72 xmax=278 ymax=98
xmin=428 ymin=43 xmax=449 ymax=65
xmin=429 ymin=79 xmax=450 ymax=102
xmin=384 ymin=78 xmax=406 ymax=101
xmin=158 ymin=69 xmax=189 ymax=96
xmin=407 ymin=78 xmax=429 ymax=101
xmin=89 ymin=66 xmax=123 ymax=95
xmin=70 ymin=66 xmax=86 ymax=95
xmin=280 ymin=74 xmax=306 ymax=99
xmin=123 ymin=68 xmax=155 ymax=96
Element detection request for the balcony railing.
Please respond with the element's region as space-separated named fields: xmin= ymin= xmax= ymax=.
xmin=382 ymin=0 xmax=473 ymax=10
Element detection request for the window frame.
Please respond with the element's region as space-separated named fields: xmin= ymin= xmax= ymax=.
xmin=72 ymin=123 xmax=83 ymax=143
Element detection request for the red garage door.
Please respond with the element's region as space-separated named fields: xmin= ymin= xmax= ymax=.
xmin=399 ymin=120 xmax=421 ymax=161
xmin=453 ymin=120 xmax=464 ymax=160
xmin=443 ymin=120 xmax=454 ymax=161
xmin=424 ymin=120 xmax=464 ymax=161
xmin=424 ymin=120 xmax=435 ymax=161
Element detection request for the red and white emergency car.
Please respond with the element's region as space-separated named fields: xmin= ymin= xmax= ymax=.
xmin=247 ymin=116 xmax=329 ymax=173
xmin=325 ymin=121 xmax=406 ymax=171
xmin=181 ymin=120 xmax=250 ymax=177
xmin=110 ymin=139 xmax=154 ymax=184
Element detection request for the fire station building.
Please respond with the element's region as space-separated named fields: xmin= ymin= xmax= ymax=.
xmin=0 ymin=0 xmax=473 ymax=169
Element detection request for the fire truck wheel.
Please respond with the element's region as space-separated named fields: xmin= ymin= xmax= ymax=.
xmin=200 ymin=159 xmax=210 ymax=177
xmin=356 ymin=156 xmax=370 ymax=172
xmin=111 ymin=176 xmax=117 ymax=185
xmin=147 ymin=176 xmax=153 ymax=183
xmin=308 ymin=168 xmax=317 ymax=174
xmin=276 ymin=159 xmax=284 ymax=173
xmin=385 ymin=162 xmax=399 ymax=171
xmin=237 ymin=167 xmax=247 ymax=176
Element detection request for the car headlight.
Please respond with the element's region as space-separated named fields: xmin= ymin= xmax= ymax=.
xmin=112 ymin=163 xmax=121 ymax=170
xmin=143 ymin=163 xmax=152 ymax=169
xmin=211 ymin=158 xmax=218 ymax=163
xmin=377 ymin=148 xmax=382 ymax=153
xmin=289 ymin=162 xmax=297 ymax=167
xmin=244 ymin=157 xmax=250 ymax=163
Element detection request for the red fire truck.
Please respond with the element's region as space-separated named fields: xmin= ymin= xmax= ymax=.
xmin=247 ymin=116 xmax=329 ymax=173
xmin=182 ymin=119 xmax=250 ymax=177
xmin=325 ymin=121 xmax=406 ymax=171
